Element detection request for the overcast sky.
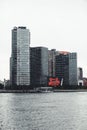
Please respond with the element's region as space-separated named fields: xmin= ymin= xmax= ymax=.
xmin=0 ymin=0 xmax=87 ymax=81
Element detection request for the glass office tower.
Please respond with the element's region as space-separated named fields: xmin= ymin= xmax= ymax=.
xmin=30 ymin=47 xmax=48 ymax=86
xmin=10 ymin=26 xmax=30 ymax=86
xmin=55 ymin=52 xmax=78 ymax=86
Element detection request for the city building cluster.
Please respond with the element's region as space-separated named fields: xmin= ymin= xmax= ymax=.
xmin=1 ymin=26 xmax=87 ymax=89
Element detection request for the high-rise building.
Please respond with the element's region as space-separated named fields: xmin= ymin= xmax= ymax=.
xmin=30 ymin=47 xmax=48 ymax=86
xmin=10 ymin=26 xmax=30 ymax=86
xmin=55 ymin=52 xmax=78 ymax=86
xmin=48 ymin=49 xmax=61 ymax=77
xmin=69 ymin=53 xmax=78 ymax=85
xmin=77 ymin=67 xmax=83 ymax=80
xmin=77 ymin=67 xmax=83 ymax=86
xmin=55 ymin=53 xmax=69 ymax=85
xmin=48 ymin=49 xmax=56 ymax=77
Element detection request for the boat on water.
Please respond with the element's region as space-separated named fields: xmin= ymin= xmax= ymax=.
xmin=35 ymin=87 xmax=53 ymax=93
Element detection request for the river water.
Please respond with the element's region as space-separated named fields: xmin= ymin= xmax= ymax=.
xmin=0 ymin=92 xmax=87 ymax=130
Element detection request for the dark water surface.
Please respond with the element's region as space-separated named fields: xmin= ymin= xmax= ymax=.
xmin=0 ymin=92 xmax=87 ymax=130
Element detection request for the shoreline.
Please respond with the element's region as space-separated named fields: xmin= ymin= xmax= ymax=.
xmin=53 ymin=89 xmax=87 ymax=92
xmin=0 ymin=89 xmax=87 ymax=93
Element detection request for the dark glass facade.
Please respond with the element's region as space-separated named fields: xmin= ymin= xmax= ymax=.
xmin=30 ymin=47 xmax=48 ymax=87
xmin=55 ymin=53 xmax=78 ymax=86
xmin=55 ymin=54 xmax=69 ymax=85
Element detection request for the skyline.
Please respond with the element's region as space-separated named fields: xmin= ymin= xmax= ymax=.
xmin=0 ymin=0 xmax=87 ymax=80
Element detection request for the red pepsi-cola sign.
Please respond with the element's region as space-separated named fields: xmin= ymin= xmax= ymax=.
xmin=48 ymin=77 xmax=60 ymax=87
